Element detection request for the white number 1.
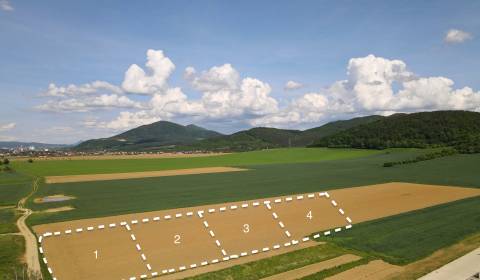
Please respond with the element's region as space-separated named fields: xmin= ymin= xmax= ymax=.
xmin=94 ymin=250 xmax=98 ymax=259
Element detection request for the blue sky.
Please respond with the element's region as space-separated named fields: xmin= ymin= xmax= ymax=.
xmin=0 ymin=0 xmax=479 ymax=143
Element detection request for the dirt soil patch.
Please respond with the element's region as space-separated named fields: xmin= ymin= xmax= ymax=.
xmin=41 ymin=206 xmax=75 ymax=213
xmin=45 ymin=167 xmax=247 ymax=184
xmin=33 ymin=182 xmax=480 ymax=280
xmin=261 ymin=254 xmax=362 ymax=280
xmin=34 ymin=194 xmax=76 ymax=203
xmin=326 ymin=260 xmax=403 ymax=280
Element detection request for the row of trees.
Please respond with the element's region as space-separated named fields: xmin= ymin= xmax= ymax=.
xmin=383 ymin=148 xmax=457 ymax=167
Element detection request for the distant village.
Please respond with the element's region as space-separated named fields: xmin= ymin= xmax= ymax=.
xmin=0 ymin=145 xmax=214 ymax=159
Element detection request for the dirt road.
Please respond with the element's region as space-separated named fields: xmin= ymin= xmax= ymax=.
xmin=16 ymin=178 xmax=42 ymax=278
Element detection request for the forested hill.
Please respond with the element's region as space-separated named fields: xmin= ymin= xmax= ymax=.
xmin=310 ymin=111 xmax=480 ymax=153
xmin=74 ymin=121 xmax=222 ymax=151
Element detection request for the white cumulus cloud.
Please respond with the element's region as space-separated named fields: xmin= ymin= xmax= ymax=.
xmin=36 ymin=50 xmax=480 ymax=132
xmin=186 ymin=64 xmax=278 ymax=119
xmin=444 ymin=29 xmax=473 ymax=44
xmin=122 ymin=49 xmax=175 ymax=94
xmin=41 ymin=81 xmax=123 ymax=97
xmin=253 ymin=54 xmax=480 ymax=127
xmin=92 ymin=111 xmax=161 ymax=130
xmin=284 ymin=80 xmax=303 ymax=91
xmin=36 ymin=94 xmax=141 ymax=113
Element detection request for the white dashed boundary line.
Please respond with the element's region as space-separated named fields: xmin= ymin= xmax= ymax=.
xmin=123 ymin=222 xmax=153 ymax=275
xmin=38 ymin=191 xmax=352 ymax=279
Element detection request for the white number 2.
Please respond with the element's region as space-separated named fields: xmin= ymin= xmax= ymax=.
xmin=174 ymin=234 xmax=181 ymax=244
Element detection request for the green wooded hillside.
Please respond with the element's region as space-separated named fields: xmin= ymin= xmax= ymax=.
xmin=311 ymin=111 xmax=480 ymax=153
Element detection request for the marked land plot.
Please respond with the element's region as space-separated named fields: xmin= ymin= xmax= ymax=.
xmin=204 ymin=203 xmax=290 ymax=256
xmin=34 ymin=182 xmax=480 ymax=280
xmin=271 ymin=193 xmax=348 ymax=239
xmin=131 ymin=216 xmax=223 ymax=275
xmin=40 ymin=226 xmax=146 ymax=280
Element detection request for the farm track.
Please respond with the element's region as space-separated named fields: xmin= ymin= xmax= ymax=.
xmin=16 ymin=177 xmax=42 ymax=278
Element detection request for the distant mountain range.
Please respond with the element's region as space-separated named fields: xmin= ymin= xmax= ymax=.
xmin=0 ymin=142 xmax=68 ymax=150
xmin=184 ymin=115 xmax=383 ymax=151
xmin=8 ymin=111 xmax=479 ymax=153
xmin=73 ymin=115 xmax=383 ymax=152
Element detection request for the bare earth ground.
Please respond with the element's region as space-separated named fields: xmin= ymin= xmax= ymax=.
xmin=325 ymin=260 xmax=403 ymax=280
xmin=40 ymin=206 xmax=75 ymax=213
xmin=45 ymin=167 xmax=247 ymax=183
xmin=261 ymin=254 xmax=362 ymax=280
xmin=14 ymin=152 xmax=229 ymax=161
xmin=33 ymin=182 xmax=480 ymax=280
xmin=17 ymin=178 xmax=42 ymax=277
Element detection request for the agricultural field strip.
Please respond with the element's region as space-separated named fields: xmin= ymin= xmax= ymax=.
xmin=37 ymin=191 xmax=352 ymax=280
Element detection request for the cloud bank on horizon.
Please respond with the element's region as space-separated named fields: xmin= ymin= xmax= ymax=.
xmin=36 ymin=48 xmax=480 ymax=132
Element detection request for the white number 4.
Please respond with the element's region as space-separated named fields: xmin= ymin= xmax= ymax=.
xmin=307 ymin=210 xmax=313 ymax=220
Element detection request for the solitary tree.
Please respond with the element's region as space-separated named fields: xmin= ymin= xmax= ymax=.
xmin=28 ymin=159 xmax=34 ymax=163
xmin=3 ymin=158 xmax=9 ymax=165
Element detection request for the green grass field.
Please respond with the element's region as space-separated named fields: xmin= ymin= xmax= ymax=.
xmin=26 ymin=149 xmax=480 ymax=225
xmin=0 ymin=172 xmax=33 ymax=206
xmin=316 ymin=196 xmax=480 ymax=265
xmin=0 ymin=208 xmax=20 ymax=234
xmin=5 ymin=147 xmax=480 ymax=279
xmin=12 ymin=148 xmax=380 ymax=176
xmin=0 ymin=235 xmax=25 ymax=280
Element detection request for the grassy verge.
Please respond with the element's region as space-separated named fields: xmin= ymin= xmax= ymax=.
xmin=185 ymin=244 xmax=361 ymax=280
xmin=12 ymin=148 xmax=380 ymax=176
xmin=316 ymin=196 xmax=480 ymax=265
xmin=300 ymin=257 xmax=374 ymax=279
xmin=0 ymin=208 xmax=20 ymax=234
xmin=0 ymin=235 xmax=26 ymax=279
